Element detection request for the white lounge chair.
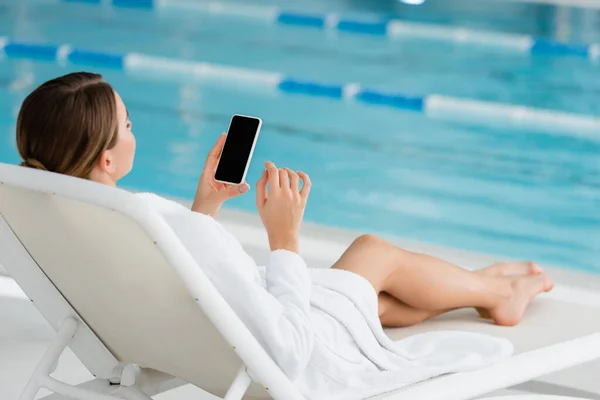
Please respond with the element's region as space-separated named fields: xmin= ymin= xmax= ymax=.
xmin=1 ymin=161 xmax=600 ymax=400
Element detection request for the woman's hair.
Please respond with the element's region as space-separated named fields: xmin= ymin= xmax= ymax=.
xmin=16 ymin=71 xmax=119 ymax=179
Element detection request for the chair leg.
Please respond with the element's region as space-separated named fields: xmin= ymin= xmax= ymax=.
xmin=44 ymin=375 xmax=131 ymax=400
xmin=224 ymin=366 xmax=252 ymax=400
xmin=19 ymin=317 xmax=78 ymax=400
xmin=26 ymin=317 xmax=153 ymax=400
xmin=39 ymin=379 xmax=116 ymax=399
xmin=40 ymin=378 xmax=156 ymax=400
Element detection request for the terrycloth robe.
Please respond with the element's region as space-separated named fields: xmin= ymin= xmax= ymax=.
xmin=136 ymin=193 xmax=513 ymax=400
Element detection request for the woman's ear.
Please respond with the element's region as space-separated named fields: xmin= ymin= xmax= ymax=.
xmin=97 ymin=149 xmax=116 ymax=174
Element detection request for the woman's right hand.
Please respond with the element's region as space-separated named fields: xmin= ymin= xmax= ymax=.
xmin=256 ymin=161 xmax=311 ymax=254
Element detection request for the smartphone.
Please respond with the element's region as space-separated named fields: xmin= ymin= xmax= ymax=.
xmin=214 ymin=114 xmax=262 ymax=185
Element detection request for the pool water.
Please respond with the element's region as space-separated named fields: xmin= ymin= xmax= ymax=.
xmin=0 ymin=0 xmax=598 ymax=273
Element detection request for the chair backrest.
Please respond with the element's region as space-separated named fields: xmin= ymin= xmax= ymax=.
xmin=0 ymin=163 xmax=302 ymax=400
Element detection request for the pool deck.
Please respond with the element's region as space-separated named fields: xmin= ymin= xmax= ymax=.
xmin=1 ymin=202 xmax=600 ymax=399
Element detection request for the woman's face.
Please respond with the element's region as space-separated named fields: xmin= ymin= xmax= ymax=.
xmin=110 ymin=90 xmax=136 ymax=181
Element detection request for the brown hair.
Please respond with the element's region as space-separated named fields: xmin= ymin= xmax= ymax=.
xmin=16 ymin=72 xmax=119 ymax=179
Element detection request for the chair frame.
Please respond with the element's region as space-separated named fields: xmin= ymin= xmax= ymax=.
xmin=0 ymin=163 xmax=305 ymax=400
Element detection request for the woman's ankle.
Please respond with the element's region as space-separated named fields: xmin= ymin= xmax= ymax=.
xmin=481 ymin=276 xmax=513 ymax=309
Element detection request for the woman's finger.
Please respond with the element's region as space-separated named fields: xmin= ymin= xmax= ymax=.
xmin=284 ymin=168 xmax=299 ymax=193
xmin=256 ymin=169 xmax=268 ymax=208
xmin=298 ymin=171 xmax=311 ymax=199
xmin=279 ymin=168 xmax=290 ymax=189
xmin=265 ymin=161 xmax=279 ymax=190
xmin=227 ymin=182 xmax=250 ymax=198
xmin=204 ymin=133 xmax=227 ymax=171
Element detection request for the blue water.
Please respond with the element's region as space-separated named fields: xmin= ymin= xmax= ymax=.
xmin=0 ymin=0 xmax=598 ymax=272
xmin=3 ymin=1 xmax=600 ymax=113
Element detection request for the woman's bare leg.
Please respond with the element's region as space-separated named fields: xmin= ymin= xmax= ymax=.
xmin=331 ymin=234 xmax=553 ymax=327
xmin=378 ymin=292 xmax=445 ymax=327
xmin=378 ymin=263 xmax=544 ymax=326
xmin=379 ymin=262 xmax=545 ymax=326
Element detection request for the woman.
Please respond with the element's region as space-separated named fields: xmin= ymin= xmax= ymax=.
xmin=16 ymin=72 xmax=553 ymax=399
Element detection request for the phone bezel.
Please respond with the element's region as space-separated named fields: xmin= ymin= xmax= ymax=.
xmin=214 ymin=114 xmax=262 ymax=186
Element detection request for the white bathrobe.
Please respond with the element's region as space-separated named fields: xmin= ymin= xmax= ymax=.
xmin=136 ymin=193 xmax=513 ymax=400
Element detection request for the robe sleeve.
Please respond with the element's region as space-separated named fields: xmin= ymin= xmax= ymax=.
xmin=156 ymin=207 xmax=315 ymax=380
xmin=206 ymin=248 xmax=315 ymax=381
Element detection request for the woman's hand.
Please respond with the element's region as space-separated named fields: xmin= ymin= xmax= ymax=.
xmin=256 ymin=161 xmax=311 ymax=253
xmin=192 ymin=133 xmax=250 ymax=217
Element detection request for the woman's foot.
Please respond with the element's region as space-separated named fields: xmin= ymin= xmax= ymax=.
xmin=487 ymin=274 xmax=551 ymax=326
xmin=479 ymin=261 xmax=553 ymax=292
xmin=475 ymin=262 xmax=553 ymax=320
xmin=477 ymin=261 xmax=543 ymax=277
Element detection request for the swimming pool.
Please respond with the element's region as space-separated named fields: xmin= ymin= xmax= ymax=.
xmin=0 ymin=0 xmax=598 ymax=273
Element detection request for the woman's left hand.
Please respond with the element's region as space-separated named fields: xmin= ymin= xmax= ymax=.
xmin=192 ymin=133 xmax=250 ymax=217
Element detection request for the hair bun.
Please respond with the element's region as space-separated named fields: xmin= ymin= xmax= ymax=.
xmin=20 ymin=158 xmax=49 ymax=171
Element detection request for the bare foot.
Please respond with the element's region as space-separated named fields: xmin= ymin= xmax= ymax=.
xmin=477 ymin=272 xmax=554 ymax=320
xmin=488 ymin=274 xmax=549 ymax=326
xmin=475 ymin=262 xmax=550 ymax=319
xmin=477 ymin=261 xmax=542 ymax=277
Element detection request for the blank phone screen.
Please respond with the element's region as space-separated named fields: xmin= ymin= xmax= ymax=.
xmin=215 ymin=116 xmax=260 ymax=184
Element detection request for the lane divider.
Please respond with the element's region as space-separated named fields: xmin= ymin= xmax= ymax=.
xmin=2 ymin=38 xmax=600 ymax=138
xmin=503 ymin=0 xmax=600 ymax=9
xmin=61 ymin=0 xmax=600 ymax=59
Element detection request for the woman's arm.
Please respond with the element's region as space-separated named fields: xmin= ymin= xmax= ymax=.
xmin=238 ymin=161 xmax=314 ymax=378
xmin=164 ymin=208 xmax=314 ymax=380
xmin=162 ymin=156 xmax=315 ymax=378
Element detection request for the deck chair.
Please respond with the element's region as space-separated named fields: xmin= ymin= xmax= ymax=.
xmin=2 ymin=161 xmax=600 ymax=400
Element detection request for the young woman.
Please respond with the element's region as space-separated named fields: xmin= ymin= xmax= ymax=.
xmin=16 ymin=72 xmax=553 ymax=399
